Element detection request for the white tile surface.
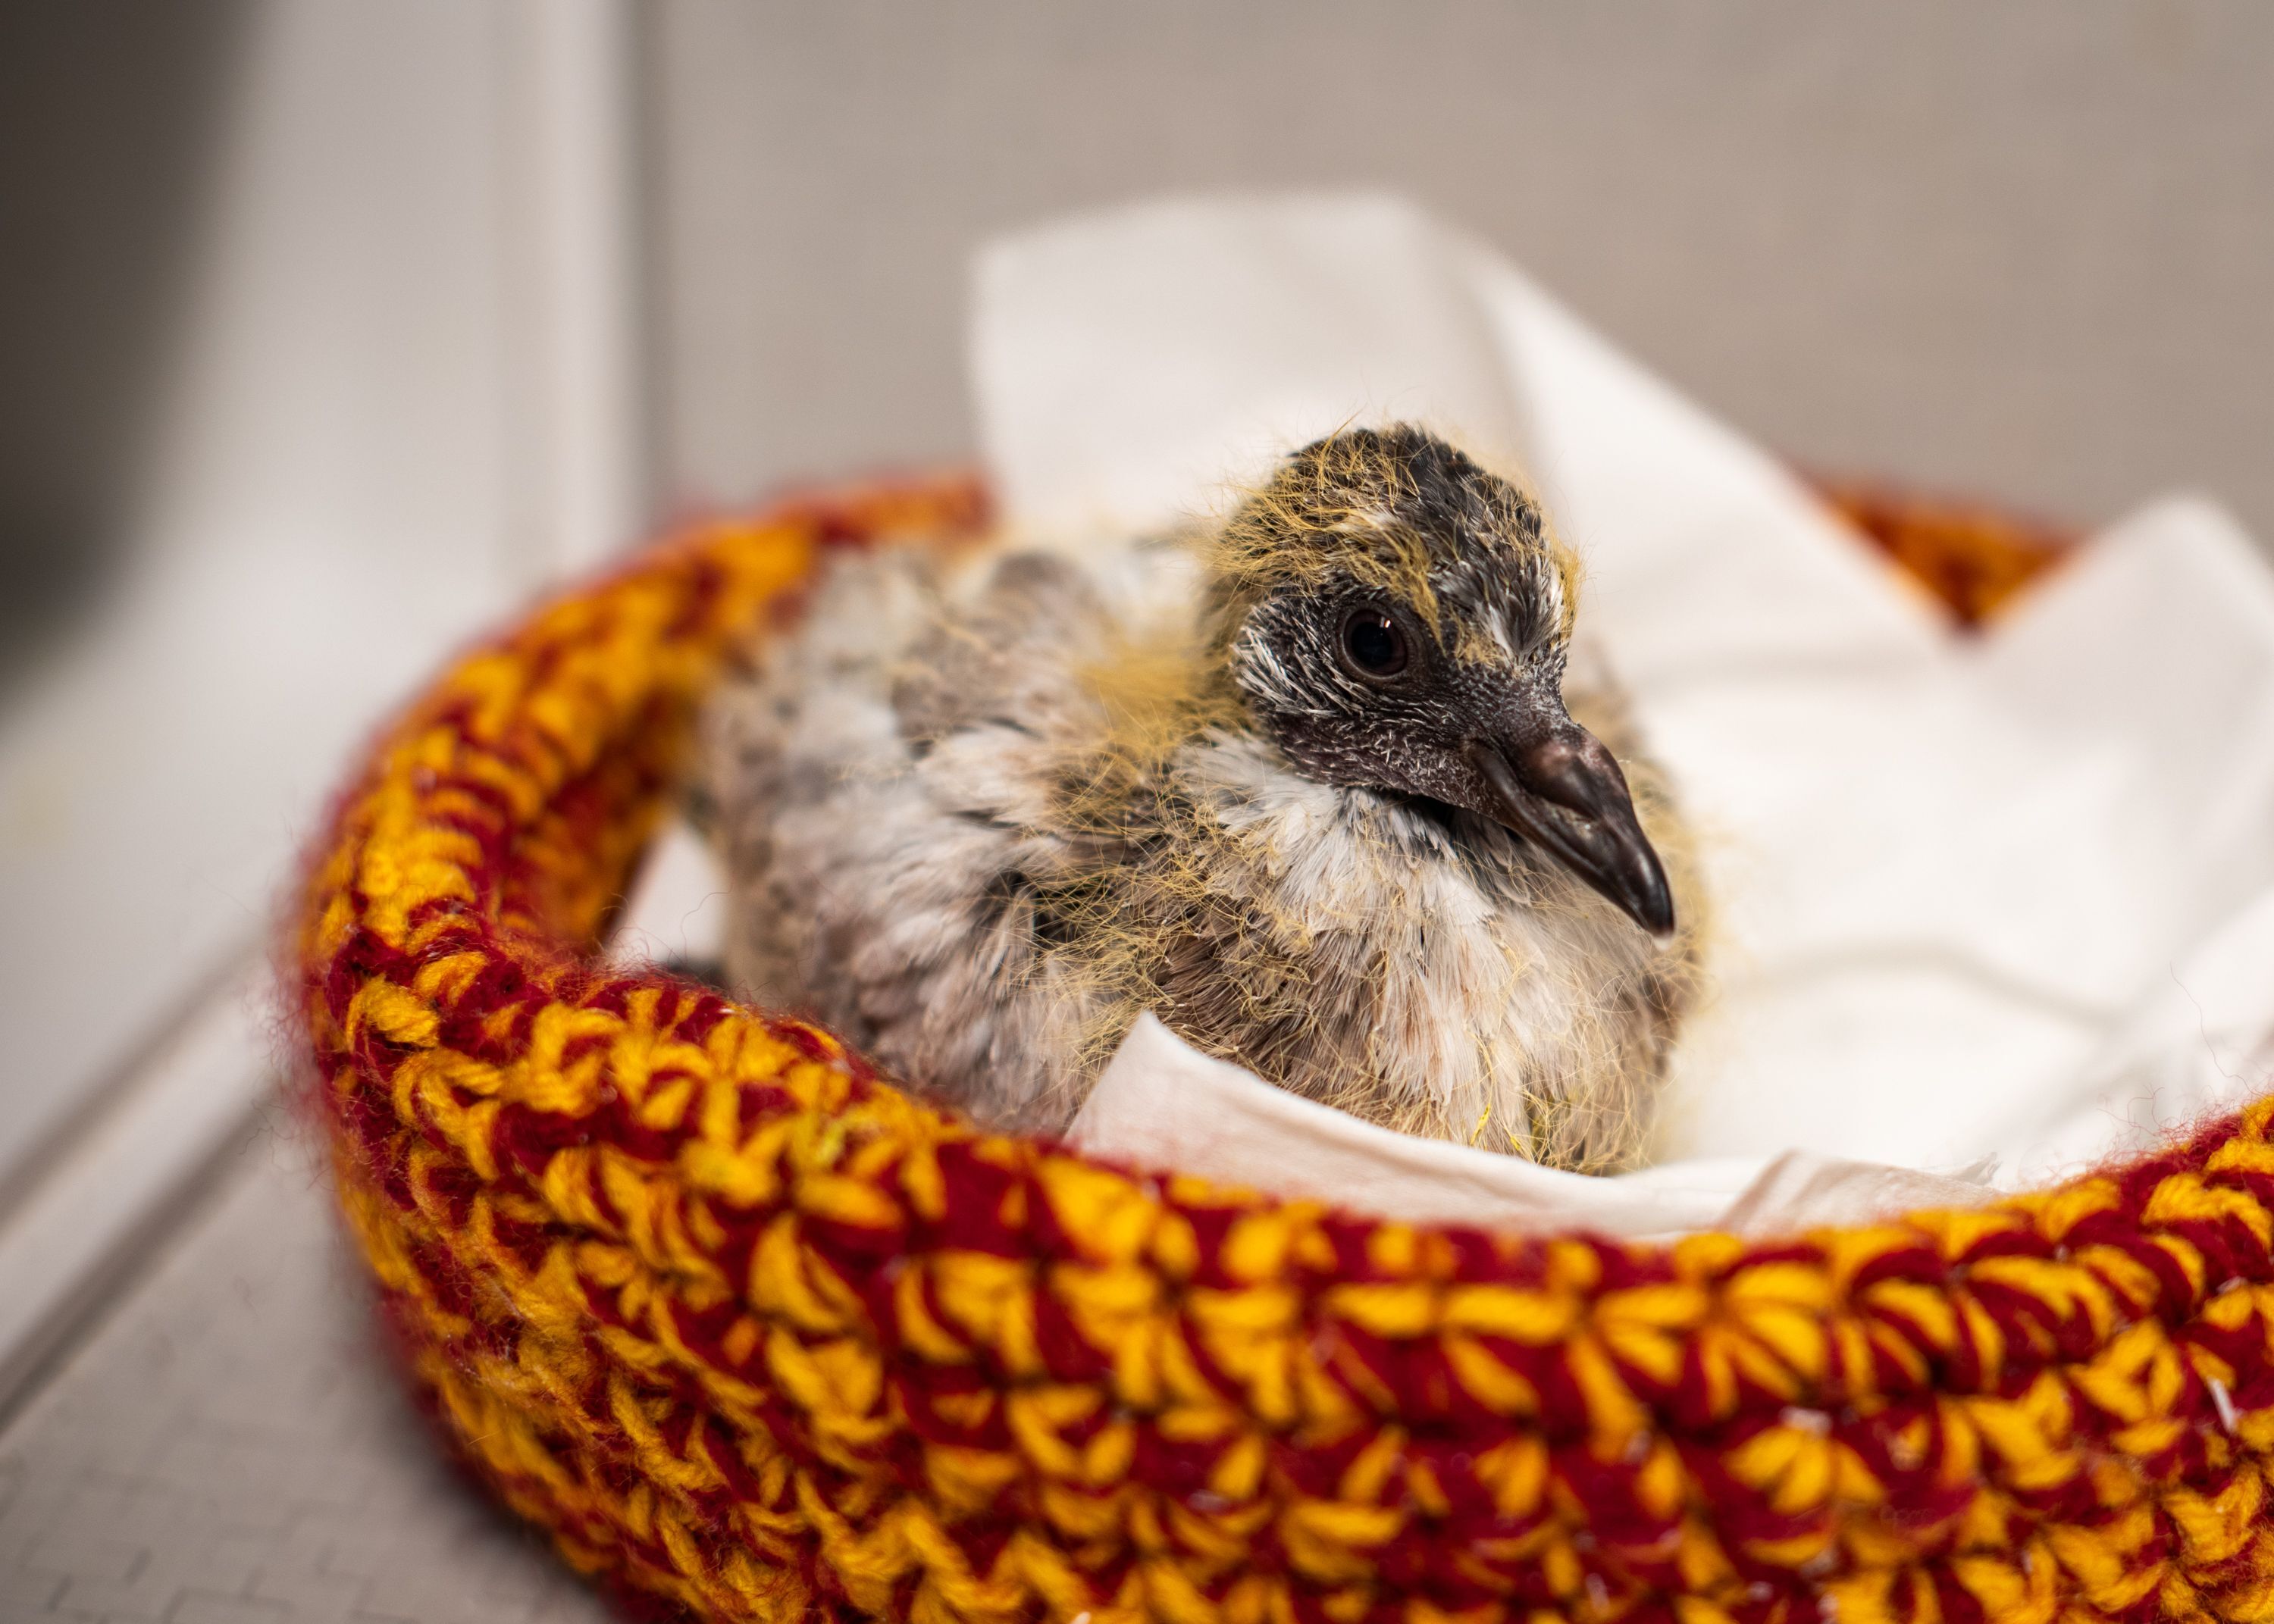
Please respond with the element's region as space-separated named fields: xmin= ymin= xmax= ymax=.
xmin=0 ymin=1131 xmax=609 ymax=1624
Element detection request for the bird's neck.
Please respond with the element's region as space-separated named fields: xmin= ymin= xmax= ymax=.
xmin=1076 ymin=633 xmax=1246 ymax=756
xmin=1058 ymin=621 xmax=1257 ymax=832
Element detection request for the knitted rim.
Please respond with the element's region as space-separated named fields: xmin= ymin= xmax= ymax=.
xmin=291 ymin=474 xmax=2274 ymax=1624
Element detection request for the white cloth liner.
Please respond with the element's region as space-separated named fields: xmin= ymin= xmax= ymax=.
xmin=1072 ymin=1014 xmax=1991 ymax=1238
xmin=613 ymin=192 xmax=2274 ymax=1238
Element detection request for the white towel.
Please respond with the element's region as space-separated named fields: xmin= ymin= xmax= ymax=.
xmin=614 ymin=192 xmax=2274 ymax=1237
xmin=975 ymin=193 xmax=2274 ymax=1228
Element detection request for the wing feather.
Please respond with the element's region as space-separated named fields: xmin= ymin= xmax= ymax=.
xmin=702 ymin=546 xmax=1125 ymax=1125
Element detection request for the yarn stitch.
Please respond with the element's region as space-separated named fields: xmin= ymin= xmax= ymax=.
xmin=291 ymin=474 xmax=2274 ymax=1624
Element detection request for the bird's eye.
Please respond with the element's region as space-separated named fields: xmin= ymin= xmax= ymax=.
xmin=1339 ymin=607 xmax=1410 ymax=680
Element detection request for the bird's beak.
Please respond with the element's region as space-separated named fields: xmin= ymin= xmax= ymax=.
xmin=1463 ymin=721 xmax=1676 ymax=940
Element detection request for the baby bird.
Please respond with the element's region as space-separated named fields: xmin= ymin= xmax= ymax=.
xmin=703 ymin=426 xmax=1702 ymax=1172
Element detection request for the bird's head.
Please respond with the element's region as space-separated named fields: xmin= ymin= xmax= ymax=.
xmin=1203 ymin=424 xmax=1675 ymax=937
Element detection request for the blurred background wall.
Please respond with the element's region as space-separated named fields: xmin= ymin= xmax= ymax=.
xmin=10 ymin=0 xmax=2273 ymax=681
xmin=642 ymin=0 xmax=2274 ymax=537
xmin=0 ymin=0 xmax=2267 ymax=1201
xmin=0 ymin=0 xmax=644 ymax=1207
xmin=0 ymin=3 xmax=250 ymax=687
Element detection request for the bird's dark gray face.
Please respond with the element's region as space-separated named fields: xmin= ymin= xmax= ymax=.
xmin=1233 ymin=584 xmax=1674 ymax=937
xmin=1217 ymin=431 xmax=1674 ymax=937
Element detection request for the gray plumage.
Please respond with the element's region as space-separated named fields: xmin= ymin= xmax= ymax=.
xmin=700 ymin=426 xmax=1703 ymax=1172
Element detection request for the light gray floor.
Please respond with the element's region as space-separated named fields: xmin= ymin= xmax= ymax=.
xmin=0 ymin=1125 xmax=609 ymax=1624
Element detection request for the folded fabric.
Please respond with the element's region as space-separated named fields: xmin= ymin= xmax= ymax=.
xmin=969 ymin=192 xmax=2274 ymax=1211
xmin=608 ymin=192 xmax=2274 ymax=1237
xmin=1064 ymin=1014 xmax=1991 ymax=1238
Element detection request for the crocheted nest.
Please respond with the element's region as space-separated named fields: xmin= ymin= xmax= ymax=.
xmin=290 ymin=474 xmax=2274 ymax=1624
